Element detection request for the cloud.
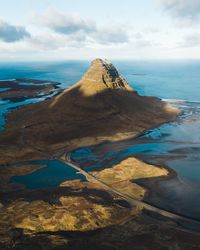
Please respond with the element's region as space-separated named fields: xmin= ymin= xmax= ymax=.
xmin=0 ymin=8 xmax=155 ymax=53
xmin=181 ymin=34 xmax=200 ymax=48
xmin=92 ymin=27 xmax=129 ymax=45
xmin=160 ymin=0 xmax=200 ymax=22
xmin=142 ymin=27 xmax=161 ymax=34
xmin=130 ymin=32 xmax=158 ymax=48
xmin=30 ymin=31 xmax=88 ymax=50
xmin=31 ymin=8 xmax=130 ymax=47
xmin=0 ymin=19 xmax=30 ymax=43
xmin=32 ymin=8 xmax=96 ymax=35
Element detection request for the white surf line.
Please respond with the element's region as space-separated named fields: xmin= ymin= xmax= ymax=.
xmin=59 ymin=152 xmax=200 ymax=232
xmin=163 ymin=98 xmax=200 ymax=104
xmin=0 ymin=79 xmax=16 ymax=81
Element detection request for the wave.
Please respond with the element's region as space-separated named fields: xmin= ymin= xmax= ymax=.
xmin=0 ymin=79 xmax=16 ymax=82
xmin=163 ymin=98 xmax=200 ymax=104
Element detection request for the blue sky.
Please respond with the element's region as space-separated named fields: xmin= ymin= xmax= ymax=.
xmin=0 ymin=0 xmax=200 ymax=60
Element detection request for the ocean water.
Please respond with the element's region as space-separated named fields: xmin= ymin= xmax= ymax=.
xmin=71 ymin=100 xmax=200 ymax=219
xmin=0 ymin=61 xmax=89 ymax=89
xmin=1 ymin=60 xmax=200 ymax=218
xmin=0 ymin=60 xmax=200 ymax=100
xmin=1 ymin=59 xmax=200 ymax=130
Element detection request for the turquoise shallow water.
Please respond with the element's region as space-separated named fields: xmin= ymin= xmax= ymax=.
xmin=1 ymin=60 xmax=200 ymax=218
xmin=11 ymin=160 xmax=85 ymax=189
xmin=1 ymin=60 xmax=199 ymax=129
xmin=71 ymin=101 xmax=200 ymax=182
xmin=71 ymin=101 xmax=200 ymax=219
xmin=0 ymin=60 xmax=200 ymax=100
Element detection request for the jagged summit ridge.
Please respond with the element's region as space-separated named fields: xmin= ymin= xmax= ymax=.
xmin=50 ymin=58 xmax=135 ymax=106
xmin=80 ymin=58 xmax=133 ymax=91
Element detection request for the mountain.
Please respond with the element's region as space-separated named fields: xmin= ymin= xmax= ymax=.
xmin=0 ymin=58 xmax=179 ymax=162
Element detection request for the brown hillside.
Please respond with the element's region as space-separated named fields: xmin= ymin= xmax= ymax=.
xmin=0 ymin=58 xmax=179 ymax=161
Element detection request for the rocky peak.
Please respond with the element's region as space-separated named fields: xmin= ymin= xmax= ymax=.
xmin=50 ymin=58 xmax=135 ymax=106
xmin=80 ymin=58 xmax=133 ymax=91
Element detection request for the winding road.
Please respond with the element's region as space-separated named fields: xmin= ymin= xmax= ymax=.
xmin=17 ymin=117 xmax=200 ymax=233
xmin=60 ymin=152 xmax=200 ymax=232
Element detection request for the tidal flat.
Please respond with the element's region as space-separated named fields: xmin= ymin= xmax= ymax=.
xmin=70 ymin=100 xmax=200 ymax=220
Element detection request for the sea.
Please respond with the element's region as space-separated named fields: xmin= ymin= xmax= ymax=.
xmin=1 ymin=60 xmax=200 ymax=219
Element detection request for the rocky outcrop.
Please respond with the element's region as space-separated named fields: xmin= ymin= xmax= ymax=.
xmin=50 ymin=58 xmax=134 ymax=105
xmin=81 ymin=58 xmax=133 ymax=90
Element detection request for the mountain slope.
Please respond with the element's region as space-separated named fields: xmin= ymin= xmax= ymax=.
xmin=1 ymin=58 xmax=179 ymax=160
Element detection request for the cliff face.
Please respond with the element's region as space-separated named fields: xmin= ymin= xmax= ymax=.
xmin=80 ymin=58 xmax=133 ymax=91
xmin=50 ymin=58 xmax=134 ymax=107
xmin=0 ymin=59 xmax=180 ymax=162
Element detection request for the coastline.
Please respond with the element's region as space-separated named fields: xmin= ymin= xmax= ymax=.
xmin=3 ymin=57 xmax=196 ymax=248
xmin=1 ymin=99 xmax=181 ymax=187
xmin=0 ymin=98 xmax=180 ymax=165
xmin=0 ymin=97 xmax=181 ymax=192
xmin=56 ymin=101 xmax=180 ymax=155
xmin=134 ymin=156 xmax=177 ymax=199
xmin=133 ymin=159 xmax=177 ymax=209
xmin=2 ymin=112 xmax=200 ymax=248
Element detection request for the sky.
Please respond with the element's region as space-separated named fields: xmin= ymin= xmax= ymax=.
xmin=0 ymin=0 xmax=200 ymax=60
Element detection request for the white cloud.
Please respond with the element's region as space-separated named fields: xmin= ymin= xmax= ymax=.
xmin=0 ymin=19 xmax=30 ymax=43
xmin=160 ymin=0 xmax=200 ymax=23
xmin=181 ymin=34 xmax=200 ymax=48
xmin=130 ymin=32 xmax=158 ymax=48
xmin=92 ymin=27 xmax=129 ymax=45
xmin=0 ymin=7 xmax=183 ymax=60
xmin=31 ymin=31 xmax=89 ymax=50
xmin=32 ymin=8 xmax=96 ymax=34
xmin=31 ymin=8 xmax=130 ymax=47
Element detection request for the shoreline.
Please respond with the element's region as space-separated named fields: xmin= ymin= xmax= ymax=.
xmin=5 ymin=100 xmax=200 ymax=225
xmin=62 ymin=153 xmax=200 ymax=232
xmin=62 ymin=103 xmax=181 ymax=158
xmin=134 ymin=156 xmax=177 ymax=199
xmin=4 ymin=101 xmax=181 ymax=188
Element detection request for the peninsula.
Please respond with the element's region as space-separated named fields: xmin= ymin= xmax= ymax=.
xmin=0 ymin=59 xmax=179 ymax=164
xmin=1 ymin=59 xmax=199 ymax=250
